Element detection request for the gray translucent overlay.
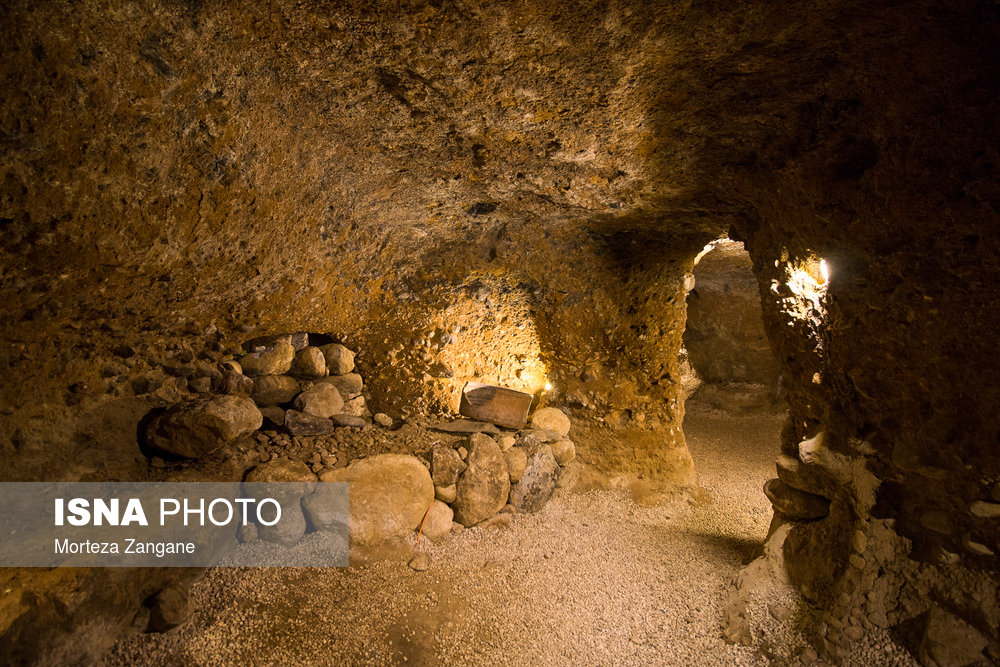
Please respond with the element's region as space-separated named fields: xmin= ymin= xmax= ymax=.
xmin=0 ymin=482 xmax=348 ymax=567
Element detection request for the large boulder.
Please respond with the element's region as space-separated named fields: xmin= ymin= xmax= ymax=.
xmin=529 ymin=407 xmax=571 ymax=436
xmin=509 ymin=445 xmax=560 ymax=513
xmin=320 ymin=454 xmax=433 ymax=545
xmin=145 ymin=396 xmax=262 ymax=459
xmin=452 ymin=434 xmax=510 ymax=527
xmin=290 ymin=346 xmax=327 ymax=379
xmin=320 ymin=343 xmax=356 ymax=375
xmin=240 ymin=343 xmax=295 ymax=377
xmin=293 ymin=383 xmax=344 ymax=418
xmin=250 ymin=375 xmax=300 ymax=406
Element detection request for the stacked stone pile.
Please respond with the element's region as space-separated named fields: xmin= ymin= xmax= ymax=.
xmin=141 ymin=332 xmax=577 ymax=553
xmin=144 ymin=333 xmax=380 ymax=460
xmin=231 ymin=404 xmax=577 ymax=550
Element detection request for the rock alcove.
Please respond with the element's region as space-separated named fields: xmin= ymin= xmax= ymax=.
xmin=2 ymin=0 xmax=999 ymax=665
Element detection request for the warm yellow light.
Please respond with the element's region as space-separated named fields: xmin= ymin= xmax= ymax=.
xmin=819 ymin=259 xmax=830 ymax=284
xmin=544 ymin=381 xmax=553 ymax=391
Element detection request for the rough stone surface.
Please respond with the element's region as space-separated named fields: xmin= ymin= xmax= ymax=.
xmin=320 ymin=344 xmax=356 ymax=375
xmin=302 ymin=483 xmax=349 ymax=533
xmin=918 ymin=606 xmax=988 ymax=667
xmin=509 ymin=445 xmax=560 ymax=514
xmin=341 ymin=396 xmax=370 ymax=418
xmin=434 ymin=484 xmax=457 ymax=504
xmin=969 ymin=501 xmax=1000 ymax=518
xmin=421 ymin=500 xmax=454 ymax=542
xmin=188 ymin=376 xmax=211 ymax=393
xmin=250 ymin=375 xmax=300 ymax=406
xmin=244 ymin=458 xmax=315 ymax=545
xmin=453 ymin=434 xmax=510 ymax=527
xmin=685 ymin=240 xmax=781 ymax=391
xmin=319 ymin=373 xmax=363 ymax=400
xmin=321 ymin=454 xmax=434 ymax=545
xmin=431 ymin=445 xmax=467 ymax=487
xmin=550 ymin=438 xmax=576 ymax=465
xmin=330 ymin=413 xmax=368 ymax=428
xmin=218 ymin=371 xmax=254 ymax=397
xmin=408 ymin=552 xmax=431 ymax=572
xmin=244 ymin=458 xmax=316 ymax=485
xmin=145 ymin=584 xmax=191 ymax=633
xmin=518 ymin=428 xmax=563 ymax=443
xmin=240 ymin=344 xmax=295 ymax=377
xmin=290 ymin=346 xmax=327 ymax=379
xmin=284 ymin=410 xmax=334 ymax=436
xmin=497 ymin=434 xmax=516 ymax=452
xmin=530 ymin=407 xmax=571 ymax=436
xmin=763 ymin=479 xmax=830 ymax=521
xmin=259 ymin=406 xmax=285 ymax=428
xmin=774 ymin=454 xmax=838 ymax=500
xmin=293 ymin=383 xmax=344 ymax=418
xmin=504 ymin=447 xmax=527 ymax=483
xmin=144 ymin=396 xmax=262 ymax=459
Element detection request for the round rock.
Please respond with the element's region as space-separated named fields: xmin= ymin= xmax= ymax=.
xmin=319 ymin=373 xmax=363 ymax=399
xmin=530 ymin=407 xmax=571 ymax=436
xmin=250 ymin=375 xmax=300 ymax=406
xmin=240 ymin=343 xmax=295 ymax=377
xmin=421 ymin=500 xmax=454 ymax=542
xmin=293 ymin=383 xmax=344 ymax=418
xmin=321 ymin=454 xmax=434 ymax=545
xmin=320 ymin=343 xmax=356 ymax=375
xmin=291 ymin=346 xmax=327 ymax=379
xmin=550 ymin=438 xmax=576 ymax=465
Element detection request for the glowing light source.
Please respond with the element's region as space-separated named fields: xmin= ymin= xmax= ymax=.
xmin=779 ymin=253 xmax=829 ymax=323
xmin=544 ymin=381 xmax=553 ymax=392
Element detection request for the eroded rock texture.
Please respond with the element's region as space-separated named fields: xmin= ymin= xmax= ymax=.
xmin=685 ymin=239 xmax=782 ymax=409
xmin=1 ymin=0 xmax=998 ymax=663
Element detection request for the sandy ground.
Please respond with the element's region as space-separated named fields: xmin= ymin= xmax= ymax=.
xmin=105 ymin=406 xmax=916 ymax=666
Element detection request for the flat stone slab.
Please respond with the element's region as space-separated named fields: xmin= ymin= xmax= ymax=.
xmin=429 ymin=419 xmax=501 ymax=435
xmin=458 ymin=382 xmax=532 ymax=429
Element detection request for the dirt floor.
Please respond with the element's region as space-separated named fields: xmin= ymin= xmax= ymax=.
xmin=105 ymin=405 xmax=915 ymax=666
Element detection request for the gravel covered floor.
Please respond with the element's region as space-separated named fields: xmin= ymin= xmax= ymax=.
xmin=106 ymin=407 xmax=915 ymax=666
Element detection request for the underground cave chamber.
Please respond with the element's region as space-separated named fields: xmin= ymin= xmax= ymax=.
xmin=1 ymin=0 xmax=999 ymax=665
